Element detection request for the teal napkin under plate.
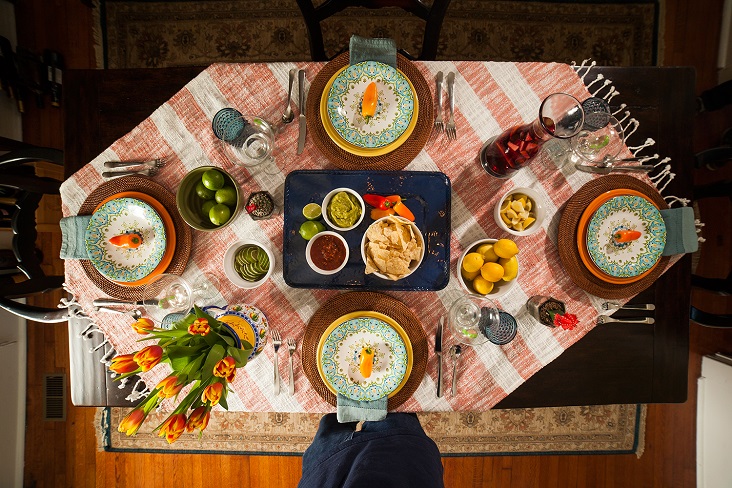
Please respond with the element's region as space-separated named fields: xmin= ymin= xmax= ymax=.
xmin=349 ymin=35 xmax=397 ymax=68
xmin=661 ymin=206 xmax=699 ymax=256
xmin=336 ymin=393 xmax=388 ymax=423
xmin=59 ymin=215 xmax=91 ymax=259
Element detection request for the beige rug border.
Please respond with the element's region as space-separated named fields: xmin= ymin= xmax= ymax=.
xmin=98 ymin=404 xmax=646 ymax=458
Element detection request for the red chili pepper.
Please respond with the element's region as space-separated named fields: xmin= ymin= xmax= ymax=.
xmin=613 ymin=229 xmax=642 ymax=243
xmin=363 ymin=194 xmax=402 ymax=210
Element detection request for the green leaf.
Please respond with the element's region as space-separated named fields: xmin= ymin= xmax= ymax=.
xmin=241 ymin=340 xmax=253 ymax=350
xmin=201 ymin=344 xmax=225 ymax=382
xmin=166 ymin=345 xmax=205 ymax=360
xmin=219 ymin=391 xmax=229 ymax=410
xmin=227 ymin=347 xmax=248 ymax=368
xmin=170 ymin=355 xmax=192 ymax=371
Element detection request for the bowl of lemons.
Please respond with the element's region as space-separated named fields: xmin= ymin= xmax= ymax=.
xmin=457 ymin=238 xmax=520 ymax=299
xmin=176 ymin=166 xmax=241 ymax=231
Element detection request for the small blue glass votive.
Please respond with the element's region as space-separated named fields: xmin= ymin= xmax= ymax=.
xmin=482 ymin=310 xmax=518 ymax=345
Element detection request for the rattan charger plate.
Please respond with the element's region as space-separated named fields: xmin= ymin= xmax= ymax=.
xmin=307 ymin=52 xmax=433 ymax=171
xmin=303 ymin=292 xmax=428 ymax=409
xmin=78 ymin=176 xmax=193 ymax=300
xmin=558 ymin=175 xmax=670 ymax=299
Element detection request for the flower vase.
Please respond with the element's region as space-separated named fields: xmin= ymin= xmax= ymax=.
xmin=526 ymin=295 xmax=566 ymax=327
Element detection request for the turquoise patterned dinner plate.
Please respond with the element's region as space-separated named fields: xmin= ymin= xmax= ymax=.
xmin=84 ymin=197 xmax=167 ymax=283
xmin=326 ymin=61 xmax=415 ymax=149
xmin=586 ymin=195 xmax=666 ymax=278
xmin=319 ymin=314 xmax=409 ymax=402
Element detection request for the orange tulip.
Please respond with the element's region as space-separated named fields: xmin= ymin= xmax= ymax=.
xmin=131 ymin=317 xmax=154 ymax=335
xmin=133 ymin=345 xmax=163 ymax=372
xmin=226 ymin=369 xmax=236 ymax=383
xmin=158 ymin=413 xmax=187 ymax=444
xmin=188 ymin=317 xmax=211 ymax=336
xmin=213 ymin=356 xmax=236 ymax=378
xmin=109 ymin=354 xmax=139 ymax=374
xmin=118 ymin=408 xmax=146 ymax=436
xmin=186 ymin=406 xmax=211 ymax=433
xmin=156 ymin=376 xmax=183 ymax=398
xmin=201 ymin=382 xmax=224 ymax=406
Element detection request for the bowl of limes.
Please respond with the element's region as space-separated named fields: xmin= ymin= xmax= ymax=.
xmin=223 ymin=240 xmax=274 ymax=289
xmin=457 ymin=238 xmax=520 ymax=299
xmin=176 ymin=166 xmax=241 ymax=231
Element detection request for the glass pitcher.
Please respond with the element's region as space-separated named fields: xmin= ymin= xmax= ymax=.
xmin=479 ymin=93 xmax=584 ymax=178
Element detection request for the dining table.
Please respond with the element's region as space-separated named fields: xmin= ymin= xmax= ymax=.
xmin=62 ymin=60 xmax=694 ymax=410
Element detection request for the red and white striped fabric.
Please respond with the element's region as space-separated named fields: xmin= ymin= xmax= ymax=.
xmin=60 ymin=61 xmax=667 ymax=413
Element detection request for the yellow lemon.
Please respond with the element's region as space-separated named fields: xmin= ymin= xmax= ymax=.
xmin=480 ymin=262 xmax=504 ymax=282
xmin=462 ymin=252 xmax=485 ymax=273
xmin=461 ymin=266 xmax=481 ymax=281
xmin=494 ymin=238 xmax=519 ymax=259
xmin=472 ymin=276 xmax=494 ymax=295
xmin=499 ymin=256 xmax=518 ymax=281
xmin=476 ymin=243 xmax=500 ymax=263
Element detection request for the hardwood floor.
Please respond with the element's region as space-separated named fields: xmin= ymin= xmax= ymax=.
xmin=15 ymin=0 xmax=732 ymax=486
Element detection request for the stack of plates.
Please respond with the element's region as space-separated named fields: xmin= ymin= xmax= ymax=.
xmin=576 ymin=189 xmax=667 ymax=284
xmin=320 ymin=61 xmax=419 ymax=157
xmin=84 ymin=192 xmax=176 ymax=286
xmin=316 ymin=311 xmax=413 ymax=401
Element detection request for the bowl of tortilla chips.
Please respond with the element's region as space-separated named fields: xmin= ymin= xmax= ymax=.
xmin=361 ymin=215 xmax=425 ymax=281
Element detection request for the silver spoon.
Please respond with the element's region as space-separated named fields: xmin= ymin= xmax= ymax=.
xmin=602 ymin=301 xmax=656 ymax=312
xmin=574 ymin=163 xmax=655 ymax=175
xmin=282 ymin=68 xmax=296 ymax=123
xmin=95 ymin=306 xmax=142 ymax=319
xmin=449 ymin=344 xmax=462 ymax=396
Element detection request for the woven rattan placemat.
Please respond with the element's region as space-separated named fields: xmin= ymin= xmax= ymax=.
xmin=302 ymin=291 xmax=428 ymax=409
xmin=78 ymin=176 xmax=192 ymax=300
xmin=558 ymin=175 xmax=669 ymax=299
xmin=307 ymin=52 xmax=433 ymax=171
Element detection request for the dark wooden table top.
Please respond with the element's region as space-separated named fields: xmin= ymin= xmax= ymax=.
xmin=64 ymin=65 xmax=693 ymax=408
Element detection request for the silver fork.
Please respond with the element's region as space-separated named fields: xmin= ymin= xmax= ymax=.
xmin=271 ymin=330 xmax=282 ymax=394
xmin=101 ymin=167 xmax=159 ymax=179
xmin=597 ymin=316 xmax=655 ymax=325
xmin=445 ymin=71 xmax=456 ymax=140
xmin=287 ymin=338 xmax=296 ymax=395
xmin=103 ymin=157 xmax=167 ymax=169
xmin=433 ymin=71 xmax=444 ymax=133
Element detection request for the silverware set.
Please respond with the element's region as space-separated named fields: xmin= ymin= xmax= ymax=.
xmin=597 ymin=301 xmax=656 ymax=325
xmin=271 ymin=331 xmax=297 ymax=395
xmin=101 ymin=157 xmax=167 ymax=179
xmin=434 ymin=71 xmax=457 ymax=139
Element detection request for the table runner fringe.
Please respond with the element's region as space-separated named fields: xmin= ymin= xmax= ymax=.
xmin=573 ymin=60 xmax=698 ymax=214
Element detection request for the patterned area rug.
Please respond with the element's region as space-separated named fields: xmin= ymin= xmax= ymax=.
xmin=100 ymin=404 xmax=646 ymax=456
xmin=102 ymin=0 xmax=656 ymax=68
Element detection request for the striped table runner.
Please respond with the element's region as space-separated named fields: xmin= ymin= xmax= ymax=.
xmin=60 ymin=61 xmax=662 ymax=413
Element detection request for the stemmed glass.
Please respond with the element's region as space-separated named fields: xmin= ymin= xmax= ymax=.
xmin=447 ymin=294 xmax=502 ymax=346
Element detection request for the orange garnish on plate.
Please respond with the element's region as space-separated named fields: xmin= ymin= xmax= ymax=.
xmin=361 ymin=82 xmax=378 ymax=121
xmin=613 ymin=229 xmax=641 ymax=243
xmin=109 ymin=232 xmax=143 ymax=249
xmin=359 ymin=347 xmax=374 ymax=378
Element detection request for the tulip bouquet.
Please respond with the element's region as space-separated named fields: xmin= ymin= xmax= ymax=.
xmin=110 ymin=305 xmax=252 ymax=443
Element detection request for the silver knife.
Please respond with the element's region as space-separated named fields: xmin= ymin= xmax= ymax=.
xmin=93 ymin=298 xmax=158 ymax=307
xmin=436 ymin=316 xmax=444 ymax=397
xmin=575 ymin=163 xmax=656 ymax=175
xmin=597 ymin=316 xmax=655 ymax=325
xmin=297 ymin=69 xmax=307 ymax=154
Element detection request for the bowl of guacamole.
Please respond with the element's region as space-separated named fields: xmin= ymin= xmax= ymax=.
xmin=322 ymin=188 xmax=365 ymax=231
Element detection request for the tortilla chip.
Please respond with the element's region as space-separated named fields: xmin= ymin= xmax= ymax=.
xmin=363 ymin=217 xmax=424 ymax=280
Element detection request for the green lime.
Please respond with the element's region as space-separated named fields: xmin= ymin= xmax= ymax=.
xmin=588 ymin=135 xmax=610 ymax=150
xmin=215 ymin=186 xmax=237 ymax=206
xmin=209 ymin=203 xmax=231 ymax=226
xmin=201 ymin=199 xmax=216 ymax=217
xmin=195 ymin=181 xmax=215 ymax=199
xmin=302 ymin=203 xmax=322 ymax=220
xmin=202 ymin=169 xmax=225 ymax=191
xmin=299 ymin=221 xmax=324 ymax=241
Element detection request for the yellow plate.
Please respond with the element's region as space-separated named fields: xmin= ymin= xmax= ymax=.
xmin=316 ymin=311 xmax=413 ymax=399
xmin=319 ymin=66 xmax=420 ymax=157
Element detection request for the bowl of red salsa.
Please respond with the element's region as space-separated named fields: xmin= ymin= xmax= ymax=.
xmin=305 ymin=231 xmax=349 ymax=275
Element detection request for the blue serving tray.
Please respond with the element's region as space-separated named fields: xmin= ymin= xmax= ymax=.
xmin=283 ymin=170 xmax=451 ymax=290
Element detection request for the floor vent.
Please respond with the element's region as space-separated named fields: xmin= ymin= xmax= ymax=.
xmin=43 ymin=374 xmax=66 ymax=421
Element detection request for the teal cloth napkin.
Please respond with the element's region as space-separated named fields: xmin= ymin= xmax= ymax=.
xmin=59 ymin=215 xmax=91 ymax=259
xmin=349 ymin=35 xmax=397 ymax=68
xmin=336 ymin=393 xmax=388 ymax=423
xmin=660 ymin=206 xmax=699 ymax=256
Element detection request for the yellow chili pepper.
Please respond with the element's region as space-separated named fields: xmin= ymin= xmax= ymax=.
xmin=359 ymin=347 xmax=375 ymax=378
xmin=361 ymin=82 xmax=378 ymax=121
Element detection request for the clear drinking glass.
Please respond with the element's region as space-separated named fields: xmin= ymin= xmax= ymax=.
xmin=447 ymin=294 xmax=501 ymax=346
xmin=570 ymin=115 xmax=625 ymax=165
xmin=479 ymin=93 xmax=584 ymax=178
xmin=141 ymin=273 xmax=193 ymax=324
xmin=220 ymin=114 xmax=280 ymax=174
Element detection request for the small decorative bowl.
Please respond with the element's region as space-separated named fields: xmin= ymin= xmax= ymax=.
xmin=223 ymin=239 xmax=274 ymax=289
xmin=321 ymin=188 xmax=366 ymax=232
xmin=456 ymin=238 xmax=520 ymax=299
xmin=361 ymin=216 xmax=425 ymax=281
xmin=176 ymin=166 xmax=241 ymax=231
xmin=493 ymin=186 xmax=546 ymax=237
xmin=306 ymin=231 xmax=350 ymax=275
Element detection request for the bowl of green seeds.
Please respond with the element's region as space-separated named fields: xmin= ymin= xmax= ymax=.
xmin=223 ymin=239 xmax=274 ymax=289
